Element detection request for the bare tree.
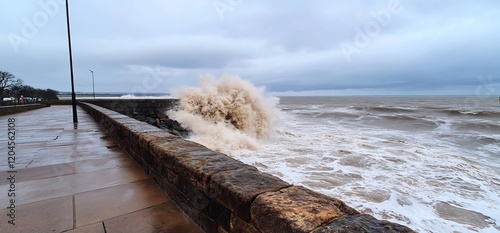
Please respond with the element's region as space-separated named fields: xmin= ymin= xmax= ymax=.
xmin=0 ymin=71 xmax=21 ymax=102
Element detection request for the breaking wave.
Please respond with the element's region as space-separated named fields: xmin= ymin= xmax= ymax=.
xmin=443 ymin=109 xmax=500 ymax=117
xmin=167 ymin=74 xmax=280 ymax=154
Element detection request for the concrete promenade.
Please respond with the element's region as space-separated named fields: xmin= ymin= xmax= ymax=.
xmin=0 ymin=106 xmax=204 ymax=232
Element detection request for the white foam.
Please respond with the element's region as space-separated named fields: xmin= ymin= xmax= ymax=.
xmin=119 ymin=94 xmax=174 ymax=99
xmin=168 ymin=74 xmax=281 ymax=154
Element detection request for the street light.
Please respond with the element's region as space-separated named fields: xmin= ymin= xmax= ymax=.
xmin=65 ymin=0 xmax=77 ymax=123
xmin=89 ymin=70 xmax=95 ymax=99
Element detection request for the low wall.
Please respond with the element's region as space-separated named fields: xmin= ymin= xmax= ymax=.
xmin=0 ymin=104 xmax=49 ymax=116
xmin=79 ymin=102 xmax=415 ymax=233
xmin=83 ymin=99 xmax=179 ymax=118
xmin=45 ymin=99 xmax=179 ymax=120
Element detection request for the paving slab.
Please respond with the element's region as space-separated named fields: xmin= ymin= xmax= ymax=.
xmin=104 ymin=201 xmax=205 ymax=233
xmin=63 ymin=222 xmax=106 ymax=233
xmin=0 ymin=195 xmax=74 ymax=232
xmin=75 ymin=179 xmax=168 ymax=227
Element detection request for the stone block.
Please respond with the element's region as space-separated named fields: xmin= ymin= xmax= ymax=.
xmin=231 ymin=215 xmax=262 ymax=233
xmin=138 ymin=131 xmax=178 ymax=152
xmin=161 ymin=181 xmax=221 ymax=233
xmin=218 ymin=226 xmax=229 ymax=233
xmin=98 ymin=117 xmax=113 ymax=130
xmin=166 ymin=169 xmax=211 ymax=211
xmin=120 ymin=122 xmax=162 ymax=145
xmin=136 ymin=157 xmax=150 ymax=174
xmin=311 ymin=214 xmax=416 ymax=233
xmin=148 ymin=136 xmax=185 ymax=169
xmin=251 ymin=186 xmax=360 ymax=233
xmin=113 ymin=127 xmax=127 ymax=145
xmin=148 ymin=167 xmax=169 ymax=192
xmin=150 ymin=139 xmax=246 ymax=191
xmin=195 ymin=212 xmax=220 ymax=233
xmin=127 ymin=147 xmax=151 ymax=173
xmin=207 ymin=200 xmax=231 ymax=231
xmin=210 ymin=167 xmax=290 ymax=221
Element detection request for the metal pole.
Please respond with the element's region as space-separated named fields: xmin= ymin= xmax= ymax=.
xmin=89 ymin=70 xmax=95 ymax=99
xmin=65 ymin=0 xmax=77 ymax=123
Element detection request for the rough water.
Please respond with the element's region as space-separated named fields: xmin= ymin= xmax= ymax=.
xmin=169 ymin=79 xmax=500 ymax=232
xmin=233 ymin=96 xmax=500 ymax=233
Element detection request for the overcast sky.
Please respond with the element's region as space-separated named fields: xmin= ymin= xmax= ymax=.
xmin=1 ymin=0 xmax=499 ymax=96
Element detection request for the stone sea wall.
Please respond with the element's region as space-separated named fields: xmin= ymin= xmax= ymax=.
xmin=84 ymin=99 xmax=179 ymax=118
xmin=79 ymin=102 xmax=415 ymax=233
xmin=48 ymin=99 xmax=179 ymax=119
xmin=0 ymin=103 xmax=49 ymax=116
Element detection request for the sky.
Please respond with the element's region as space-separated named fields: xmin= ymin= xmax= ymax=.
xmin=1 ymin=0 xmax=499 ymax=96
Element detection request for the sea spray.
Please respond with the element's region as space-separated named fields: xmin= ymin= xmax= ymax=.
xmin=168 ymin=74 xmax=280 ymax=154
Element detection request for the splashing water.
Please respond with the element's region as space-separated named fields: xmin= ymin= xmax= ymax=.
xmin=168 ymin=74 xmax=280 ymax=154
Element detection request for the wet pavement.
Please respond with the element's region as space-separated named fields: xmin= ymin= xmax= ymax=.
xmin=0 ymin=106 xmax=204 ymax=233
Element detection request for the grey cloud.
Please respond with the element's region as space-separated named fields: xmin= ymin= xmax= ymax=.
xmin=1 ymin=0 xmax=500 ymax=95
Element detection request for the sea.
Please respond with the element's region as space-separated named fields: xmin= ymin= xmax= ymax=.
xmin=169 ymin=76 xmax=500 ymax=233
xmin=231 ymin=96 xmax=500 ymax=233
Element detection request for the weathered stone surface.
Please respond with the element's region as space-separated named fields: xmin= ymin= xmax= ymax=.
xmin=251 ymin=186 xmax=360 ymax=233
xmin=98 ymin=116 xmax=118 ymax=131
xmin=156 ymin=163 xmax=232 ymax=232
xmin=231 ymin=215 xmax=262 ymax=233
xmin=166 ymin=169 xmax=211 ymax=211
xmin=137 ymin=157 xmax=150 ymax=174
xmin=120 ymin=122 xmax=163 ymax=148
xmin=207 ymin=200 xmax=231 ymax=231
xmin=150 ymin=139 xmax=246 ymax=191
xmin=218 ymin=226 xmax=229 ymax=233
xmin=147 ymin=137 xmax=186 ymax=175
xmin=128 ymin=148 xmax=150 ymax=174
xmin=149 ymin=137 xmax=206 ymax=162
xmin=165 ymin=182 xmax=221 ymax=233
xmin=81 ymin=103 xmax=118 ymax=116
xmin=122 ymin=120 xmax=161 ymax=133
xmin=112 ymin=126 xmax=127 ymax=144
xmin=311 ymin=214 xmax=416 ymax=233
xmin=210 ymin=167 xmax=290 ymax=221
xmin=138 ymin=131 xmax=178 ymax=152
xmin=148 ymin=167 xmax=170 ymax=194
xmin=148 ymin=137 xmax=200 ymax=170
xmin=173 ymin=151 xmax=246 ymax=192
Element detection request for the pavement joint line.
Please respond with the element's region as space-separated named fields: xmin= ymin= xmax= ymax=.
xmin=68 ymin=178 xmax=151 ymax=196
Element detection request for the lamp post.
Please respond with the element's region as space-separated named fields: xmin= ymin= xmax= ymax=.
xmin=89 ymin=70 xmax=95 ymax=99
xmin=65 ymin=0 xmax=77 ymax=123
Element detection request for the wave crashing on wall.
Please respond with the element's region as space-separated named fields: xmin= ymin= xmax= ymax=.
xmin=168 ymin=74 xmax=280 ymax=154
